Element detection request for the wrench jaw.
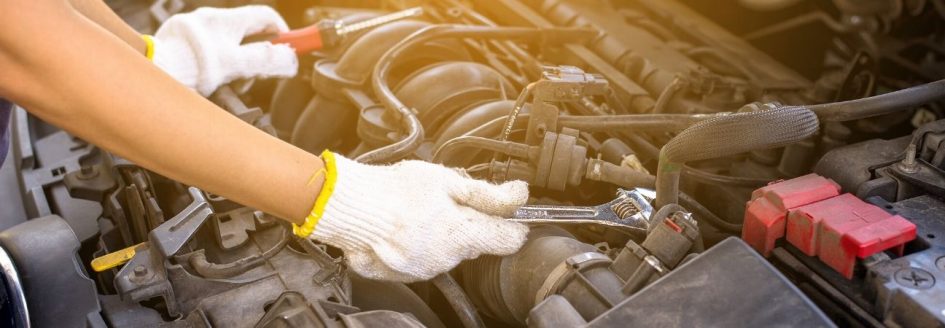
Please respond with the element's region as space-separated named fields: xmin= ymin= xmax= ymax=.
xmin=511 ymin=189 xmax=655 ymax=235
xmin=614 ymin=188 xmax=655 ymax=228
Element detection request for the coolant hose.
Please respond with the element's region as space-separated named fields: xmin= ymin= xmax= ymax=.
xmin=655 ymin=107 xmax=819 ymax=207
xmin=432 ymin=274 xmax=486 ymax=328
xmin=356 ymin=24 xmax=594 ymax=163
xmin=809 ymin=78 xmax=945 ymax=121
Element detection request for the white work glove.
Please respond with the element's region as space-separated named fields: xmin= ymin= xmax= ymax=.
xmin=149 ymin=6 xmax=298 ymax=96
xmin=295 ymin=151 xmax=530 ymax=282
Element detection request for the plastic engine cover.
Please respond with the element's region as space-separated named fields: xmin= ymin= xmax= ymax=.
xmin=586 ymin=238 xmax=833 ymax=327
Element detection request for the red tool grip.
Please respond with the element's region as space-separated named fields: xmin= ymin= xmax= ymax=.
xmin=270 ymin=24 xmax=324 ymax=55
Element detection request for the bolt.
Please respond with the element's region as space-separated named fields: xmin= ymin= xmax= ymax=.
xmin=133 ymin=265 xmax=148 ymax=277
xmin=675 ymin=211 xmax=696 ymax=226
xmin=77 ymin=165 xmax=98 ymax=180
xmin=898 ymin=144 xmax=920 ymax=174
xmin=894 ymin=268 xmax=935 ymax=289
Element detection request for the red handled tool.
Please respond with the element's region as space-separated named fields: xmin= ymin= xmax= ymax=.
xmin=245 ymin=7 xmax=424 ymax=54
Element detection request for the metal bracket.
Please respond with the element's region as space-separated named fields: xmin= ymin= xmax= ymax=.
xmin=149 ymin=187 xmax=214 ymax=258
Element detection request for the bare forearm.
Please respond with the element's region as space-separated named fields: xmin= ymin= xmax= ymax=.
xmin=69 ymin=0 xmax=147 ymax=55
xmin=0 ymin=0 xmax=320 ymax=223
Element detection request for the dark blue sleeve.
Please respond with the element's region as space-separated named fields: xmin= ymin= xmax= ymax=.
xmin=0 ymin=99 xmax=11 ymax=168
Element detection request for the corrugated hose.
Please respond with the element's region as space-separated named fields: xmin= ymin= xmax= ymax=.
xmin=655 ymin=106 xmax=820 ymax=207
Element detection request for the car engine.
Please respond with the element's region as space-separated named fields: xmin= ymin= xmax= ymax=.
xmin=2 ymin=0 xmax=945 ymax=327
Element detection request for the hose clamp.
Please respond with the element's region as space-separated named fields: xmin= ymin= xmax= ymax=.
xmin=534 ymin=252 xmax=611 ymax=305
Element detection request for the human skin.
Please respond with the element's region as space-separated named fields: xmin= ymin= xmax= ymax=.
xmin=0 ymin=0 xmax=322 ymax=224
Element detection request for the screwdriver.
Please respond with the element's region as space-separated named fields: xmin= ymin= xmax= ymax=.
xmin=245 ymin=7 xmax=424 ymax=54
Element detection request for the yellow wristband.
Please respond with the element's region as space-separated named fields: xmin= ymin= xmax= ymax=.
xmin=141 ymin=35 xmax=155 ymax=61
xmin=293 ymin=150 xmax=338 ymax=237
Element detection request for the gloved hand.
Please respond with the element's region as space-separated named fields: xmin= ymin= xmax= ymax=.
xmin=148 ymin=6 xmax=298 ymax=96
xmin=296 ymin=151 xmax=530 ymax=282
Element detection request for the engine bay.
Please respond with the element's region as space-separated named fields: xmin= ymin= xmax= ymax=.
xmin=2 ymin=0 xmax=945 ymax=326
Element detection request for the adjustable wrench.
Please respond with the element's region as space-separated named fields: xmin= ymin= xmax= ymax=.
xmin=510 ymin=189 xmax=655 ymax=235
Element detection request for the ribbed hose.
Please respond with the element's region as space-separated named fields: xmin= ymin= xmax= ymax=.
xmin=655 ymin=107 xmax=819 ymax=207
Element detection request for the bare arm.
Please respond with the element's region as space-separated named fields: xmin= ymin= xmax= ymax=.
xmin=69 ymin=0 xmax=147 ymax=55
xmin=0 ymin=0 xmax=321 ymax=224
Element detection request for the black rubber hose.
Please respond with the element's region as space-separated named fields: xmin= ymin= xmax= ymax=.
xmin=592 ymin=159 xmax=657 ymax=188
xmin=809 ymin=78 xmax=945 ymax=121
xmin=432 ymin=273 xmax=486 ymax=328
xmin=682 ymin=165 xmax=770 ymax=188
xmin=557 ymin=113 xmax=712 ymax=132
xmin=432 ymin=137 xmax=531 ymax=164
xmin=623 ymin=133 xmax=661 ymax=162
xmin=357 ymin=24 xmax=594 ymax=163
xmin=678 ymin=193 xmax=742 ymax=233
xmin=442 ymin=112 xmax=702 ymax=142
xmin=655 ymin=107 xmax=819 ymax=207
xmin=189 ymin=228 xmax=289 ymax=279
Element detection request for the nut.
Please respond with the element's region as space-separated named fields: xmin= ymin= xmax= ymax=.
xmin=133 ymin=265 xmax=148 ymax=277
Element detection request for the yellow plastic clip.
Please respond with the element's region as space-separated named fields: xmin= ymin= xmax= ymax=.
xmin=91 ymin=242 xmax=147 ymax=272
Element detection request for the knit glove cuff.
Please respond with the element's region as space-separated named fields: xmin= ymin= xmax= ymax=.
xmin=298 ymin=151 xmax=529 ymax=282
